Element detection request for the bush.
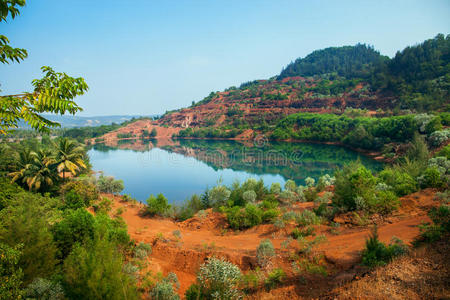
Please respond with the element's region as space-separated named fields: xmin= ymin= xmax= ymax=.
xmin=333 ymin=163 xmax=376 ymax=211
xmin=256 ymin=239 xmax=275 ymax=268
xmin=361 ymin=227 xmax=407 ymax=268
xmin=428 ymin=129 xmax=450 ymax=147
xmin=149 ymin=274 xmax=180 ymax=300
xmin=63 ymin=237 xmax=138 ymax=300
xmin=415 ymin=205 xmax=450 ymax=244
xmin=61 ymin=179 xmax=99 ymax=208
xmin=96 ymin=174 xmax=124 ymax=194
xmin=242 ymin=190 xmax=257 ymax=203
xmin=208 ymin=185 xmax=231 ymax=208
xmin=296 ymin=209 xmax=322 ymax=226
xmin=52 ymin=208 xmax=95 ymax=259
xmin=291 ymin=226 xmax=315 ymax=239
xmin=145 ymin=193 xmax=171 ymax=217
xmin=262 ymin=209 xmax=279 ymax=223
xmin=264 ymin=268 xmax=286 ymax=290
xmin=25 ymin=278 xmax=64 ymax=300
xmin=175 ymin=194 xmax=203 ymax=221
xmin=244 ymin=203 xmax=262 ymax=227
xmin=378 ymin=168 xmax=417 ymax=196
xmin=197 ymin=258 xmax=242 ymax=300
xmin=418 ymin=167 xmax=445 ymax=188
xmin=134 ymin=242 xmax=152 ymax=259
xmin=284 ymin=179 xmax=297 ymax=192
xmin=270 ymin=182 xmax=281 ymax=194
xmin=0 ymin=243 xmax=23 ymax=300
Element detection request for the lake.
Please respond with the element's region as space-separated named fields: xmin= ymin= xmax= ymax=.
xmin=88 ymin=139 xmax=382 ymax=204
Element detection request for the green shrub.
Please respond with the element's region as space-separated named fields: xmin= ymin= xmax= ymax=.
xmin=197 ymin=258 xmax=242 ymax=300
xmin=361 ymin=227 xmax=407 ymax=268
xmin=262 ymin=209 xmax=279 ymax=223
xmin=378 ymin=168 xmax=417 ymax=196
xmin=256 ymin=239 xmax=275 ymax=268
xmin=0 ymin=243 xmax=23 ymax=300
xmin=63 ymin=237 xmax=138 ymax=300
xmin=291 ymin=226 xmax=315 ymax=239
xmin=52 ymin=208 xmax=96 ymax=259
xmin=264 ymin=268 xmax=285 ymax=290
xmin=242 ymin=190 xmax=257 ymax=203
xmin=296 ymin=209 xmax=322 ymax=226
xmin=208 ymin=185 xmax=231 ymax=208
xmin=149 ymin=273 xmax=180 ymax=300
xmin=436 ymin=145 xmax=450 ymax=159
xmin=244 ymin=204 xmax=262 ymax=227
xmin=333 ymin=163 xmax=376 ymax=211
xmin=145 ymin=193 xmax=171 ymax=217
xmin=418 ymin=167 xmax=445 ymax=188
xmin=304 ymin=187 xmax=318 ymax=202
xmin=415 ymin=205 xmax=450 ymax=244
xmin=225 ymin=204 xmax=263 ymax=230
xmin=96 ymin=174 xmax=124 ymax=195
xmin=61 ymin=179 xmax=99 ymax=208
xmin=134 ymin=242 xmax=152 ymax=259
xmin=270 ymin=182 xmax=281 ymax=194
xmin=185 ymin=283 xmax=203 ymax=300
xmin=284 ymin=179 xmax=297 ymax=192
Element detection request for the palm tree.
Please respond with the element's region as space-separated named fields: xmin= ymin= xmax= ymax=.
xmin=9 ymin=148 xmax=35 ymax=185
xmin=9 ymin=148 xmax=57 ymax=192
xmin=53 ymin=138 xmax=87 ymax=180
xmin=25 ymin=149 xmax=57 ymax=191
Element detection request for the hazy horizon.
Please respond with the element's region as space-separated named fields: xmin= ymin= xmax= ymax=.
xmin=1 ymin=0 xmax=449 ymax=116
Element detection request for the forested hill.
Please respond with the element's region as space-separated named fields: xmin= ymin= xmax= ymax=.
xmin=278 ymin=44 xmax=388 ymax=79
xmin=96 ymin=35 xmax=449 ymax=140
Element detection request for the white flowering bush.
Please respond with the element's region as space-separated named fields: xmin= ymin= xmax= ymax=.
xmin=429 ymin=129 xmax=450 ymax=147
xmin=414 ymin=113 xmax=434 ymax=133
xmin=25 ymin=278 xmax=65 ymax=300
xmin=242 ymin=190 xmax=257 ymax=203
xmin=256 ymin=239 xmax=276 ymax=268
xmin=197 ymin=257 xmax=242 ymax=299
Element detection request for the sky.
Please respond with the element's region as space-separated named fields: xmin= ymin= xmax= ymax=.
xmin=0 ymin=0 xmax=449 ymax=116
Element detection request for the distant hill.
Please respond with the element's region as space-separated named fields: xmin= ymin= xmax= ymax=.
xmin=96 ymin=34 xmax=449 ymax=141
xmin=17 ymin=115 xmax=154 ymax=129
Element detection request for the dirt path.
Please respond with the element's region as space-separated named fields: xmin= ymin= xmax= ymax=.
xmin=105 ymin=188 xmax=439 ymax=297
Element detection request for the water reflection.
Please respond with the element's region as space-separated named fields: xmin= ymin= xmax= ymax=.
xmin=88 ymin=138 xmax=382 ymax=203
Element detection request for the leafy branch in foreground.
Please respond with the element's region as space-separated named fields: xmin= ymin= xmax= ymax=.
xmin=0 ymin=66 xmax=88 ymax=134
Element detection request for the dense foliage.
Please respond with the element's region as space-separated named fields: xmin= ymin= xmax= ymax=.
xmin=279 ymin=44 xmax=387 ymax=79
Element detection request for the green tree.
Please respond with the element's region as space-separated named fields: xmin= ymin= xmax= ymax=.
xmin=53 ymin=138 xmax=87 ymax=180
xmin=0 ymin=1 xmax=88 ymax=134
xmin=0 ymin=243 xmax=24 ymax=300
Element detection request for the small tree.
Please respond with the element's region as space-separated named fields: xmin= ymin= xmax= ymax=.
xmin=150 ymin=128 xmax=157 ymax=137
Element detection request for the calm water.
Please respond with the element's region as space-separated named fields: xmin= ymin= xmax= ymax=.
xmin=88 ymin=139 xmax=382 ymax=204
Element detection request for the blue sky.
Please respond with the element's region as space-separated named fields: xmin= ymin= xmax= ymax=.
xmin=0 ymin=0 xmax=449 ymax=116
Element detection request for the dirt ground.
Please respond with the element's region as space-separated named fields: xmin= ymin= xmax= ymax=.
xmin=101 ymin=188 xmax=445 ymax=299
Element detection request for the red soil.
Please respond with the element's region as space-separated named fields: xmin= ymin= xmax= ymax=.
xmin=105 ymin=188 xmax=440 ymax=298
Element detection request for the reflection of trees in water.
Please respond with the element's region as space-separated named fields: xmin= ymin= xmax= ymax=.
xmin=88 ymin=138 xmax=382 ymax=185
xmin=161 ymin=139 xmax=383 ymax=185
